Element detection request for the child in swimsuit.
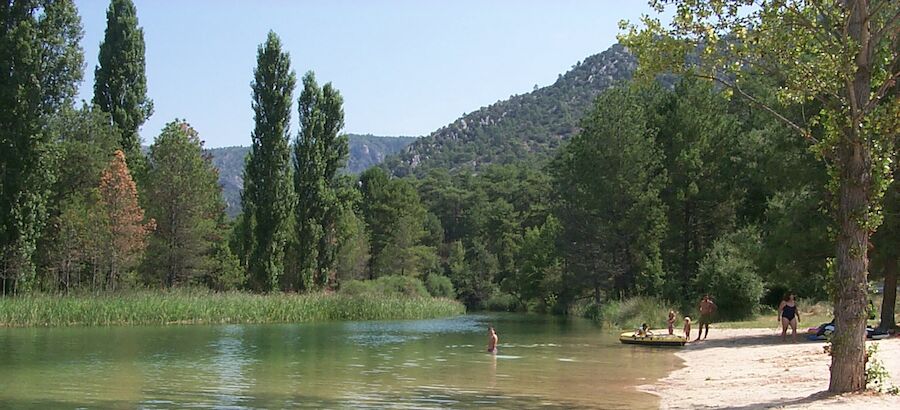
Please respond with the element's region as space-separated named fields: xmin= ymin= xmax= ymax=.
xmin=683 ymin=317 xmax=692 ymax=339
xmin=667 ymin=310 xmax=676 ymax=335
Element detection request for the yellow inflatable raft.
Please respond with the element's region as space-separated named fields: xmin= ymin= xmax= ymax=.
xmin=619 ymin=332 xmax=687 ymax=347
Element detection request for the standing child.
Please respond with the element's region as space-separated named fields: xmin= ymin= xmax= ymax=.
xmin=667 ymin=310 xmax=676 ymax=335
xmin=683 ymin=317 xmax=692 ymax=340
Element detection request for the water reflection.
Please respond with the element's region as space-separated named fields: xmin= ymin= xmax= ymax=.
xmin=0 ymin=313 xmax=678 ymax=409
xmin=206 ymin=325 xmax=253 ymax=407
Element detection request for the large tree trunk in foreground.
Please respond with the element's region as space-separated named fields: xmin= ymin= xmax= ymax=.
xmin=828 ymin=0 xmax=874 ymax=394
xmin=879 ymin=257 xmax=897 ymax=331
xmin=829 ymin=140 xmax=871 ymax=393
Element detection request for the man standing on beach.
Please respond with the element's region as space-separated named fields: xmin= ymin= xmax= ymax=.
xmin=695 ymin=295 xmax=716 ymax=341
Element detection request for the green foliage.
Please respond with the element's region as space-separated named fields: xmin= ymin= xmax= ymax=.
xmin=92 ymin=0 xmax=152 ymax=162
xmin=0 ymin=289 xmax=464 ymax=327
xmin=503 ymin=215 xmax=562 ymax=310
xmin=333 ymin=208 xmax=370 ymax=283
xmin=0 ymin=0 xmax=84 ymax=293
xmin=621 ymin=0 xmax=899 ymax=391
xmin=573 ymin=296 xmax=673 ymax=329
xmin=694 ymin=227 xmax=765 ymax=320
xmin=424 ymin=273 xmax=455 ymax=298
xmin=653 ymin=79 xmax=742 ymax=300
xmin=291 ymin=71 xmax=350 ymax=290
xmin=241 ymin=31 xmax=296 ymax=292
xmin=143 ymin=120 xmax=230 ymax=287
xmin=553 ymin=85 xmax=667 ymax=305
xmin=359 ymin=168 xmax=437 ymax=279
xmin=866 ymin=343 xmax=899 ymax=394
xmin=484 ymin=292 xmax=519 ymax=312
xmin=339 ymin=275 xmax=429 ymax=299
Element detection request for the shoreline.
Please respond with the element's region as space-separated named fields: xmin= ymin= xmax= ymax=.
xmin=641 ymin=328 xmax=900 ymax=409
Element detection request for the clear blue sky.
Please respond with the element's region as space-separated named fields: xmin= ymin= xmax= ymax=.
xmin=74 ymin=0 xmax=661 ymax=148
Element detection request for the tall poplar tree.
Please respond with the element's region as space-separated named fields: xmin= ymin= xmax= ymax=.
xmin=293 ymin=72 xmax=349 ymax=290
xmin=241 ymin=31 xmax=296 ymax=292
xmin=92 ymin=0 xmax=152 ymax=162
xmin=0 ymin=0 xmax=84 ymax=293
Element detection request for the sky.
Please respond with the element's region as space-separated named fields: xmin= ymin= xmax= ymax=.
xmin=74 ymin=0 xmax=663 ymax=148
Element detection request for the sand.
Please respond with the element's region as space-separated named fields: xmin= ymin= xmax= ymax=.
xmin=641 ymin=328 xmax=900 ymax=409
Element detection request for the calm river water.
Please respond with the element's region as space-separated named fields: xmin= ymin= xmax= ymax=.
xmin=0 ymin=313 xmax=680 ymax=409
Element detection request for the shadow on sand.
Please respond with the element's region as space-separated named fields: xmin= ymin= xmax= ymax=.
xmin=683 ymin=331 xmax=823 ymax=351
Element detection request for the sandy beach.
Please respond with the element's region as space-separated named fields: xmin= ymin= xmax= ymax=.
xmin=641 ymin=328 xmax=900 ymax=409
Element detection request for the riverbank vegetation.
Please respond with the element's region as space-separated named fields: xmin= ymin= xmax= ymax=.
xmin=0 ymin=287 xmax=463 ymax=327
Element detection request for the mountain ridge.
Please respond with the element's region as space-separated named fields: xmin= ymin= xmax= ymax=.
xmin=384 ymin=43 xmax=637 ymax=176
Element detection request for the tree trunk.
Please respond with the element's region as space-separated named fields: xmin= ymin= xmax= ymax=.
xmin=828 ymin=143 xmax=870 ymax=393
xmin=829 ymin=0 xmax=873 ymax=394
xmin=879 ymin=257 xmax=897 ymax=331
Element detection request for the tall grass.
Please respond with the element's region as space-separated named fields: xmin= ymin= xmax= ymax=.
xmin=572 ymin=296 xmax=674 ymax=329
xmin=0 ymin=289 xmax=465 ymax=327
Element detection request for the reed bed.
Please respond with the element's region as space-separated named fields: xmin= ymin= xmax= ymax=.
xmin=0 ymin=290 xmax=465 ymax=327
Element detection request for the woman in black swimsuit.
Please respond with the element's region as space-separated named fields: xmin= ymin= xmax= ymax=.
xmin=778 ymin=293 xmax=801 ymax=342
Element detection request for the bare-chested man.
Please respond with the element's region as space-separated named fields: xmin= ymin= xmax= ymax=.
xmin=695 ymin=295 xmax=717 ymax=341
xmin=487 ymin=326 xmax=499 ymax=353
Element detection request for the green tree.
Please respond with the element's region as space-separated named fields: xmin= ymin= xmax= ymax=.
xmin=143 ymin=120 xmax=228 ymax=287
xmin=293 ymin=71 xmax=349 ymax=290
xmin=552 ymin=86 xmax=668 ymax=307
xmin=503 ymin=215 xmax=563 ymax=310
xmin=0 ymin=0 xmax=84 ymax=293
xmin=365 ymin=177 xmax=436 ymax=278
xmin=694 ymin=227 xmax=765 ymax=320
xmin=651 ymin=80 xmax=742 ymax=301
xmin=92 ymin=0 xmax=152 ymax=163
xmin=37 ymin=106 xmax=119 ymax=291
xmin=621 ymin=0 xmax=898 ymax=391
xmin=240 ymin=31 xmax=296 ymax=292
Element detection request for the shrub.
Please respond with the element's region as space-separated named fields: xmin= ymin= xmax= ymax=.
xmin=485 ymin=292 xmax=519 ymax=312
xmin=694 ymin=227 xmax=765 ymax=320
xmin=424 ymin=274 xmax=455 ymax=298
xmin=339 ymin=275 xmax=429 ymax=298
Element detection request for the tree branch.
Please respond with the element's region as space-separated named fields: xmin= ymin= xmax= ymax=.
xmin=694 ymin=73 xmax=818 ymax=144
xmin=862 ymin=69 xmax=899 ymax=115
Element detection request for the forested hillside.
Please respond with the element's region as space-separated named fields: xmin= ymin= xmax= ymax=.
xmin=208 ymin=134 xmax=415 ymax=217
xmin=384 ymin=44 xmax=636 ymax=176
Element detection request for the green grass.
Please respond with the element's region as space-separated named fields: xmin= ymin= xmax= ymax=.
xmin=715 ymin=299 xmax=899 ymax=329
xmin=0 ymin=289 xmax=466 ymax=327
xmin=716 ymin=302 xmax=834 ymax=329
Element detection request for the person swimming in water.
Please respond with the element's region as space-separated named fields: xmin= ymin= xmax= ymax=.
xmin=487 ymin=326 xmax=499 ymax=353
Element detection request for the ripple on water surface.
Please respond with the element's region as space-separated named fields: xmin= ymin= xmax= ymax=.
xmin=0 ymin=313 xmax=674 ymax=409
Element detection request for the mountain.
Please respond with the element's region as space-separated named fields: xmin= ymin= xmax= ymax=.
xmin=207 ymin=134 xmax=416 ymax=217
xmin=384 ymin=43 xmax=637 ymax=176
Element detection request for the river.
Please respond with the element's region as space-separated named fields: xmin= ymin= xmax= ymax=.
xmin=0 ymin=313 xmax=680 ymax=409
